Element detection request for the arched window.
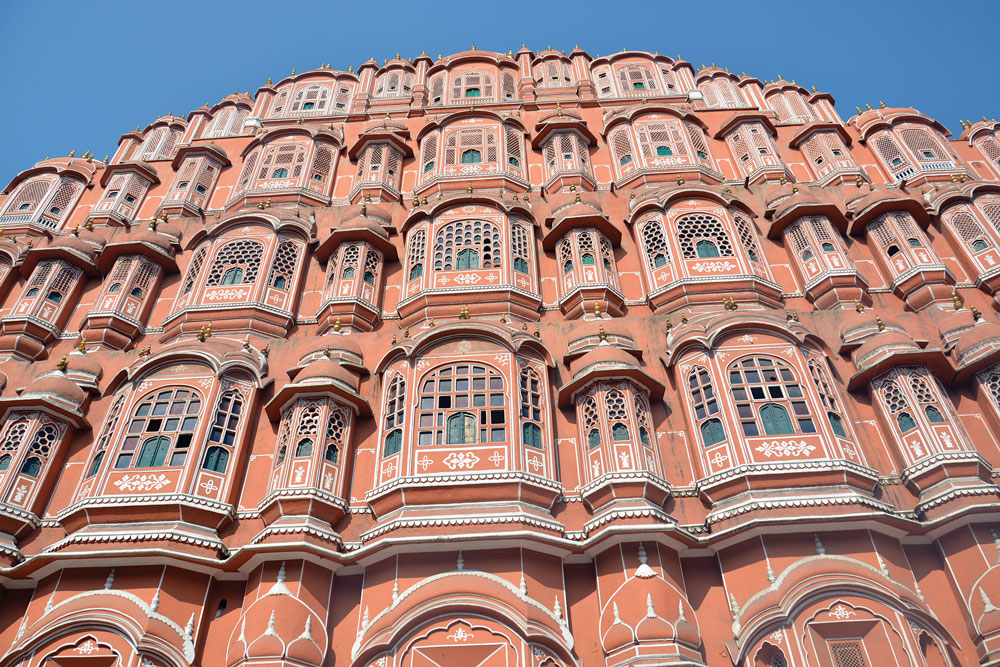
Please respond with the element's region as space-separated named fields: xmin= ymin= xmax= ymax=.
xmin=433 ymin=220 xmax=502 ymax=270
xmin=417 ymin=364 xmax=506 ymax=446
xmin=181 ymin=247 xmax=208 ymax=296
xmin=450 ymin=71 xmax=495 ymax=103
xmin=688 ymin=367 xmax=724 ymax=447
xmin=206 ymin=240 xmax=264 ymax=286
xmin=640 ymin=218 xmax=671 ymax=270
xmin=734 ymin=214 xmax=764 ymax=263
xmin=511 ymin=223 xmax=531 ymax=274
xmin=267 ymin=240 xmax=300 ymax=291
xmin=519 ymin=366 xmax=543 ymax=449
xmin=407 ymin=229 xmax=426 ymax=281
xmin=382 ymin=375 xmax=405 ymax=456
xmin=295 ymin=437 xmax=313 ymax=457
xmin=729 ymin=357 xmax=816 ymax=437
xmin=808 ymin=359 xmax=851 ymax=440
xmin=203 ymin=389 xmax=242 ymax=472
xmin=677 ymin=213 xmax=734 ymax=259
xmin=606 ymin=390 xmax=629 ymax=440
xmin=87 ymin=394 xmax=126 ymax=478
xmin=202 ymin=446 xmax=229 ymax=473
xmin=325 ymin=410 xmax=345 ymax=463
xmin=609 ymin=129 xmax=634 ymax=171
xmin=695 ymin=240 xmax=720 ymax=258
xmin=115 ymin=388 xmax=201 ymax=469
xmin=444 ymin=127 xmax=497 ymax=167
xmin=583 ymin=397 xmax=601 ymax=449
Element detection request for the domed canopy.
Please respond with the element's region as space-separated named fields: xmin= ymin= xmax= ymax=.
xmin=22 ymin=230 xmax=104 ymax=277
xmin=265 ymin=354 xmax=369 ymax=419
xmin=559 ymin=343 xmax=663 ymax=406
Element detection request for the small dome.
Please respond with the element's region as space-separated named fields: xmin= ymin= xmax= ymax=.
xmin=24 ymin=374 xmax=86 ymax=407
xmin=64 ymin=350 xmax=104 ymax=382
xmin=853 ymin=330 xmax=920 ymax=369
xmin=296 ymin=357 xmax=359 ymax=391
xmin=569 ymin=344 xmax=640 ymax=378
xmin=338 ymin=215 xmax=390 ymax=241
xmin=601 ymin=617 xmax=633 ymax=653
xmin=50 ymin=234 xmax=101 ymax=261
xmin=954 ymin=322 xmax=1000 ymax=367
xmin=129 ymin=228 xmax=176 ymax=252
xmin=635 ymin=611 xmax=674 ymax=642
xmin=236 ymin=592 xmax=326 ymax=665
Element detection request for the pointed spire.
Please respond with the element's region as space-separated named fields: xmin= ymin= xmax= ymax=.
xmin=635 ymin=543 xmax=656 ymax=578
xmin=553 ymin=596 xmax=563 ymax=622
xmin=185 ymin=613 xmax=196 ymax=639
xmin=238 ymin=617 xmax=247 ymax=644
xmin=45 ymin=589 xmax=55 ymax=613
xmin=876 ymin=552 xmax=890 ymax=577
xmin=678 ymin=600 xmax=686 ymax=622
xmin=814 ymin=534 xmax=826 ymax=555
xmin=766 ymin=561 xmax=776 ymax=584
xmin=456 ymin=551 xmax=464 ymax=570
xmin=266 ymin=562 xmax=292 ymax=595
xmin=612 ymin=601 xmax=621 ymax=622
xmin=150 ymin=590 xmax=160 ymax=612
xmin=105 ymin=569 xmax=115 ymax=590
xmin=981 ymin=586 xmax=998 ymax=613
xmin=519 ymin=573 xmax=527 ymax=596
xmin=391 ymin=578 xmax=399 ymax=604
xmin=264 ymin=610 xmax=277 ymax=636
xmin=646 ymin=593 xmax=656 ymax=618
xmin=362 ymin=606 xmax=370 ymax=629
xmin=299 ymin=616 xmax=313 ymax=640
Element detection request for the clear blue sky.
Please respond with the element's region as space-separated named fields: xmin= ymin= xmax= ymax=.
xmin=1 ymin=0 xmax=996 ymax=181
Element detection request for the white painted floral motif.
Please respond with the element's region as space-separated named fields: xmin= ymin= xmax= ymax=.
xmin=443 ymin=452 xmax=480 ymax=470
xmin=12 ymin=485 xmax=27 ymax=503
xmin=690 ymin=261 xmax=736 ymax=273
xmin=618 ymin=451 xmax=631 ymax=468
xmin=199 ymin=479 xmax=218 ymax=494
xmin=204 ymin=288 xmax=248 ymax=301
xmin=755 ymin=440 xmax=815 ymax=457
xmin=527 ymin=455 xmax=543 ymax=472
xmin=323 ymin=472 xmax=334 ymax=490
xmin=829 ymin=604 xmax=855 ymax=619
xmin=75 ymin=641 xmax=99 ymax=655
xmin=710 ymin=451 xmax=729 ymax=467
xmin=489 ymin=451 xmax=505 ymax=467
xmin=447 ymin=626 xmax=474 ymax=642
xmin=417 ymin=455 xmax=432 ymax=471
xmin=114 ymin=474 xmax=170 ymax=492
xmin=453 ymin=274 xmax=482 ymax=285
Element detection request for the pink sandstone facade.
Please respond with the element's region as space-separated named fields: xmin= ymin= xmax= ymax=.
xmin=0 ymin=46 xmax=1000 ymax=667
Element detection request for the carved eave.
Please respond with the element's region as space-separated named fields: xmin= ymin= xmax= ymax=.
xmin=264 ymin=375 xmax=370 ymax=420
xmin=845 ymin=190 xmax=931 ymax=235
xmin=602 ymin=104 xmax=708 ymax=137
xmin=851 ymin=107 xmax=950 ymax=142
xmin=416 ymin=110 xmax=528 ymax=143
xmin=2 ymin=158 xmax=98 ymax=194
xmin=0 ymin=238 xmax=29 ymax=268
xmin=765 ymin=193 xmax=849 ymax=238
xmin=288 ymin=342 xmax=366 ymax=377
xmin=694 ymin=66 xmax=739 ymax=84
xmin=591 ymin=50 xmax=674 ymax=69
xmin=20 ymin=240 xmax=102 ymax=278
xmin=241 ymin=125 xmax=345 ymax=157
xmin=530 ymin=113 xmax=598 ymax=148
xmin=761 ymin=80 xmax=811 ymax=97
xmin=951 ymin=322 xmax=1000 ymax=383
xmin=206 ymin=92 xmax=255 ymax=115
xmin=268 ymin=68 xmax=360 ymax=92
xmin=628 ymin=184 xmax=749 ymax=222
xmin=401 ymin=193 xmax=536 ymax=234
xmin=557 ymin=348 xmax=664 ymax=407
xmin=713 ymin=112 xmax=779 ymax=140
xmin=374 ymin=322 xmax=554 ymax=375
xmin=98 ymin=161 xmax=161 ymax=188
xmin=787 ymin=121 xmax=853 ymax=149
xmin=97 ymin=235 xmax=179 ymax=274
xmin=346 ymin=125 xmax=414 ymax=160
xmin=425 ymin=50 xmax=518 ymax=76
xmin=170 ymin=143 xmax=231 ymax=170
xmin=926 ymin=182 xmax=1000 ymax=217
xmin=542 ymin=201 xmax=621 ymax=249
xmin=663 ymin=312 xmax=815 ymax=367
xmin=961 ymin=120 xmax=1000 ymax=144
xmin=105 ymin=338 xmax=270 ymax=396
xmin=140 ymin=116 xmax=188 ymax=136
xmin=847 ymin=347 xmax=951 ymax=391
xmin=0 ymin=392 xmax=88 ymax=429
xmin=188 ymin=212 xmax=313 ymax=250
xmin=315 ymin=217 xmax=397 ymax=262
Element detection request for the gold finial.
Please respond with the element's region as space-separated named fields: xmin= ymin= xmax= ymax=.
xmin=428 ymin=318 xmax=435 ymax=327
xmin=575 ymin=193 xmax=581 ymax=203
xmin=361 ymin=203 xmax=367 ymax=215
xmin=879 ymin=100 xmax=887 ymax=108
xmin=71 ymin=225 xmax=79 ymax=237
xmin=459 ymin=305 xmax=470 ymax=319
xmin=866 ymin=103 xmax=873 ymax=110
xmin=630 ymin=192 xmax=636 ymax=199
xmin=261 ymin=344 xmax=269 ymax=357
xmin=856 ymin=106 xmax=863 ymax=114
xmin=779 ymin=175 xmax=787 ymax=185
xmin=792 ymin=185 xmax=798 ymax=194
xmin=856 ymin=175 xmax=863 ymax=187
xmin=85 ymin=152 xmax=93 ymax=163
xmin=333 ymin=316 xmax=342 ymax=332
xmin=323 ymin=347 xmax=332 ymax=358
xmin=812 ymin=85 xmax=817 ymax=93
xmin=556 ymin=101 xmax=563 ymax=117
xmin=149 ymin=218 xmax=158 ymax=231
xmin=391 ymin=335 xmax=397 ymax=345
xmin=785 ymin=309 xmax=799 ymax=322
xmin=57 ymin=356 xmax=69 ymax=372
xmin=569 ymin=184 xmax=576 ymax=191
xmin=138 ymin=346 xmax=151 ymax=359
xmin=297 ymin=116 xmax=304 ymax=124
xmin=952 ymin=289 xmax=963 ymax=310
xmin=76 ymin=336 xmax=87 ymax=352
xmin=854 ymin=299 xmax=864 ymax=313
xmin=265 ymin=198 xmax=271 ymax=208
xmin=348 ymin=65 xmax=354 ymax=73
xmin=243 ymin=336 xmax=251 ymax=350
xmin=522 ymin=321 xmax=528 ymax=331
xmin=364 ymin=192 xmax=372 ymax=203
xmin=665 ymin=317 xmax=672 ymax=331
xmin=971 ymin=305 xmax=982 ymax=320
xmin=681 ymin=314 xmax=688 ymax=324
xmin=403 ymin=327 xmax=409 ymax=337
xmin=876 ymin=315 xmax=885 ymax=332
xmin=103 ymin=155 xmax=109 ymax=164
xmin=421 ymin=196 xmax=427 ymax=205
xmin=291 ymin=68 xmax=295 ymax=76
xmin=68 ymin=149 xmax=76 ymax=157
xmin=466 ymin=182 xmax=473 ymax=194
xmin=724 ymin=296 xmax=739 ymax=311
xmin=507 ymin=50 xmax=513 ymax=58
xmin=396 ymin=52 xmax=400 ymax=59
xmin=267 ymin=77 xmax=272 ymax=85
xmin=677 ymin=175 xmax=685 ymax=185
xmin=960 ymin=173 xmax=967 ymax=183
xmin=412 ymin=196 xmax=421 ymax=206
xmin=84 ymin=220 xmax=94 ymax=231
xmin=499 ymin=314 xmax=507 ymax=324
xmin=594 ymin=303 xmax=602 ymax=318
xmin=534 ymin=326 xmax=541 ymax=338
xmin=598 ymin=325 xmax=607 ymax=341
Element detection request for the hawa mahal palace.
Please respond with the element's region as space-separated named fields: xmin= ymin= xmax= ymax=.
xmin=0 ymin=44 xmax=999 ymax=667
